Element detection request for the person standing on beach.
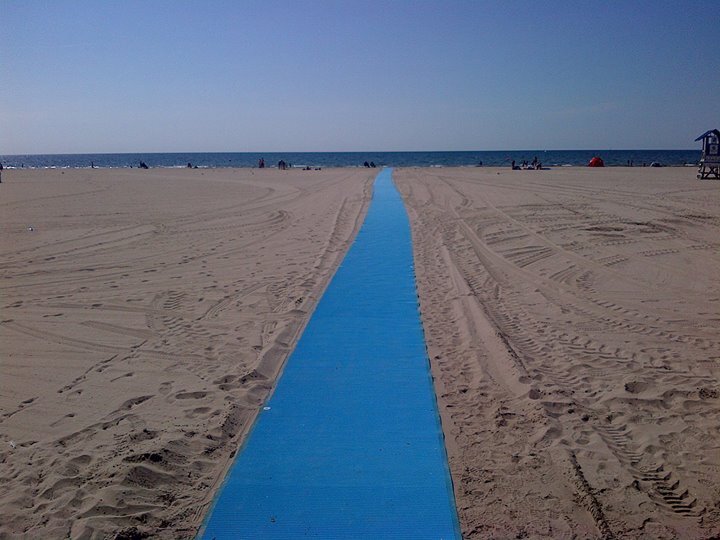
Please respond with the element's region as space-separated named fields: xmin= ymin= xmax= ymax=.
xmin=0 ymin=162 xmax=3 ymax=183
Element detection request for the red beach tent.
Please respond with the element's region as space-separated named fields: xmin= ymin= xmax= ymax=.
xmin=588 ymin=156 xmax=604 ymax=167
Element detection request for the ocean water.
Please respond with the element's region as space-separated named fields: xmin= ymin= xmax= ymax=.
xmin=0 ymin=150 xmax=700 ymax=169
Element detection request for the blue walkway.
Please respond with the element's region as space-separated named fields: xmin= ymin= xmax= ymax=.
xmin=200 ymin=169 xmax=459 ymax=539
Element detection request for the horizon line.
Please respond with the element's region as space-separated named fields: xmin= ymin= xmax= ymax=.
xmin=1 ymin=148 xmax=700 ymax=157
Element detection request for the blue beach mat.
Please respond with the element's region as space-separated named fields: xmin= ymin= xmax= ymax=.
xmin=200 ymin=169 xmax=460 ymax=539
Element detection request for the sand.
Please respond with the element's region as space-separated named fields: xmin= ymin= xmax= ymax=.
xmin=394 ymin=166 xmax=720 ymax=539
xmin=0 ymin=167 xmax=375 ymax=538
xmin=2 ymin=165 xmax=719 ymax=539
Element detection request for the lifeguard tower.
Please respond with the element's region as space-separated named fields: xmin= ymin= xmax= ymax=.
xmin=695 ymin=129 xmax=720 ymax=179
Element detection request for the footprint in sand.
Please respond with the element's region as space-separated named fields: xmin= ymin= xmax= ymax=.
xmin=174 ymin=391 xmax=210 ymax=400
xmin=158 ymin=381 xmax=174 ymax=395
xmin=49 ymin=413 xmax=76 ymax=428
xmin=624 ymin=380 xmax=651 ymax=394
xmin=185 ymin=407 xmax=212 ymax=419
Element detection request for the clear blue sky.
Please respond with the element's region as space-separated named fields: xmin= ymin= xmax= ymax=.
xmin=1 ymin=0 xmax=718 ymax=153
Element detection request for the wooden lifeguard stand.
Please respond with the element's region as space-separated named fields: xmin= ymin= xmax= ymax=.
xmin=695 ymin=129 xmax=720 ymax=179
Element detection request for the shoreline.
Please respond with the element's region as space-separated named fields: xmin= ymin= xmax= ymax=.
xmin=0 ymin=150 xmax=701 ymax=170
xmin=0 ymin=164 xmax=702 ymax=172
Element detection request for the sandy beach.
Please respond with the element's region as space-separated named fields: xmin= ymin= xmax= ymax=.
xmin=0 ymin=167 xmax=375 ymax=538
xmin=1 ymin=165 xmax=719 ymax=539
xmin=395 ymin=166 xmax=720 ymax=538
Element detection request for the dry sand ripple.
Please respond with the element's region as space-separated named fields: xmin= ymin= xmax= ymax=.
xmin=0 ymin=167 xmax=374 ymax=538
xmin=395 ymin=166 xmax=720 ymax=539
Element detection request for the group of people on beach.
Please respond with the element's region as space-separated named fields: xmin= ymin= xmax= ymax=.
xmin=363 ymin=161 xmax=377 ymax=168
xmin=511 ymin=156 xmax=542 ymax=170
xmin=256 ymin=157 xmax=320 ymax=170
